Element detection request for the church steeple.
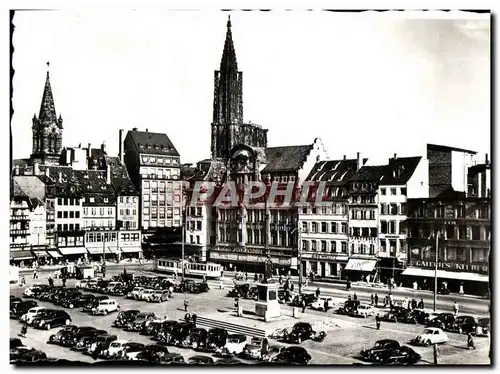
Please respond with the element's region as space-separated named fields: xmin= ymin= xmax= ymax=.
xmin=211 ymin=15 xmax=244 ymax=159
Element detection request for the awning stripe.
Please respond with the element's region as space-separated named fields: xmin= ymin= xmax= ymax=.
xmin=48 ymin=251 xmax=63 ymax=258
xmin=345 ymin=259 xmax=377 ymax=272
xmin=58 ymin=247 xmax=87 ymax=256
xmin=121 ymin=247 xmax=143 ymax=253
xmin=402 ymin=267 xmax=489 ymax=282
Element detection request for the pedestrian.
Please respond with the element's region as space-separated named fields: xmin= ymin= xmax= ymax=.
xmin=418 ymin=298 xmax=424 ymax=309
xmin=459 ymin=282 xmax=464 ymax=295
xmin=221 ymin=270 xmax=224 ymax=278
xmin=453 ymin=301 xmax=459 ymax=316
xmin=348 ymin=295 xmax=352 ymax=301
xmin=304 ymin=278 xmax=309 ymax=288
xmin=467 ymin=333 xmax=476 ymax=350
xmin=184 ymin=312 xmax=191 ymax=323
xmin=346 ymin=280 xmax=351 ymax=291
xmin=21 ymin=276 xmax=26 ymax=287
xmin=192 ymin=313 xmax=197 ymax=327
xmin=375 ymin=313 xmax=381 ymax=330
xmin=174 ymin=271 xmax=177 ymax=280
xmin=202 ymin=275 xmax=207 ymax=283
xmin=290 ymin=283 xmax=295 ymax=292
xmin=279 ymin=275 xmax=283 ymax=284
xmin=20 ymin=323 xmax=28 ymax=338
xmin=324 ymin=299 xmax=329 ymax=313
xmin=62 ymin=277 xmax=67 ymax=288
xmin=383 ymin=295 xmax=387 ymax=308
xmin=184 ymin=298 xmax=189 ymax=312
xmin=374 ymin=293 xmax=379 ymax=307
xmin=413 ymin=281 xmax=418 ymax=291
xmin=33 ymin=269 xmax=37 ymax=280
xmin=245 ymin=272 xmax=248 ymax=281
xmin=219 ymin=279 xmax=224 ymax=290
xmin=315 ymin=287 xmax=320 ymax=298
xmin=301 ymin=299 xmax=306 ymax=313
xmin=254 ymin=273 xmax=258 ymax=282
xmin=433 ymin=343 xmax=439 ymax=365
xmin=353 ymin=292 xmax=357 ymax=301
xmin=423 ymin=279 xmax=427 ymax=290
xmin=370 ymin=293 xmax=374 ymax=305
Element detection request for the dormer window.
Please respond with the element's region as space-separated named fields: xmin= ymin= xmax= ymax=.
xmin=84 ymin=174 xmax=89 ymax=179
xmin=154 ymin=144 xmax=159 ymax=150
xmin=90 ymin=197 xmax=95 ymax=203
xmin=104 ymin=197 xmax=109 ymax=203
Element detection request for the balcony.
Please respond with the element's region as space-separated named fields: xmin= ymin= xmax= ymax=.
xmin=11 ymin=229 xmax=30 ymax=236
xmin=10 ymin=214 xmax=29 ymax=220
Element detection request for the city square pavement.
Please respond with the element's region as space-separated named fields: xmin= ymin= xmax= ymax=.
xmin=10 ymin=268 xmax=490 ymax=365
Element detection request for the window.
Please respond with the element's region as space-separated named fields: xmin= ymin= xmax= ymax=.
xmin=196 ymin=236 xmax=200 ymax=244
xmin=100 ymin=208 xmax=104 ymax=215
xmin=108 ymin=208 xmax=113 ymax=215
xmin=311 ymin=222 xmax=318 ymax=233
xmin=472 ymin=226 xmax=481 ymax=240
xmin=302 ymin=240 xmax=309 ymax=251
xmin=472 ymin=248 xmax=488 ymax=263
xmin=75 ymin=211 xmax=80 ymax=218
xmin=380 ymin=188 xmax=386 ymax=195
xmin=400 ymin=187 xmax=407 ymax=196
xmin=380 ymin=204 xmax=387 ymax=215
xmin=341 ymin=241 xmax=347 ymax=253
xmin=69 ymin=211 xmax=74 ymax=219
xmin=369 ymin=244 xmax=375 ymax=255
xmin=302 ymin=222 xmax=308 ymax=232
xmin=57 ymin=211 xmax=62 ymax=218
xmin=63 ymin=224 xmax=68 ymax=231
xmin=57 ymin=198 xmax=62 ymax=205
xmin=302 ymin=207 xmax=307 ymax=215
xmin=400 ymin=203 xmax=407 ymax=215
xmin=196 ymin=221 xmax=202 ymax=230
xmin=321 ymin=222 xmax=327 ymax=233
xmin=196 ymin=207 xmax=202 ymax=216
xmin=331 ymin=241 xmax=337 ymax=252
xmin=459 ymin=226 xmax=468 ymax=240
xmin=321 ymin=240 xmax=327 ymax=251
xmin=75 ymin=224 xmax=80 ymax=231
xmin=63 ymin=211 xmax=68 ymax=218
xmin=369 ymin=210 xmax=375 ymax=220
xmin=331 ymin=222 xmax=337 ymax=233
xmin=436 ymin=206 xmax=445 ymax=218
xmin=390 ymin=204 xmax=398 ymax=215
xmin=380 ymin=220 xmax=387 ymax=234
xmin=57 ymin=224 xmax=62 ymax=231
xmin=311 ymin=241 xmax=317 ymax=251
xmin=64 ymin=198 xmax=68 ymax=205
xmin=69 ymin=224 xmax=74 ymax=231
xmin=389 ymin=221 xmax=397 ymax=234
xmin=341 ymin=222 xmax=347 ymax=234
xmin=390 ymin=188 xmax=397 ymax=195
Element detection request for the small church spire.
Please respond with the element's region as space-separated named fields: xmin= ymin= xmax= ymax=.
xmin=38 ymin=61 xmax=57 ymax=125
xmin=220 ymin=14 xmax=237 ymax=73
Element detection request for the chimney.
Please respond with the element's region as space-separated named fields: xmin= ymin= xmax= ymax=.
xmin=58 ymin=171 xmax=62 ymax=183
xmin=485 ymin=153 xmax=489 ymax=166
xmin=34 ymin=163 xmax=39 ymax=176
xmin=146 ymin=128 xmax=148 ymax=132
xmin=87 ymin=143 xmax=91 ymax=158
xmin=477 ymin=172 xmax=483 ymax=198
xmin=119 ymin=129 xmax=124 ymax=164
xmin=101 ymin=141 xmax=106 ymax=153
xmin=343 ymin=155 xmax=346 ymax=161
xmin=357 ymin=152 xmax=362 ymax=171
xmin=132 ymin=127 xmax=138 ymax=131
xmin=394 ymin=153 xmax=397 ymax=160
xmin=106 ymin=164 xmax=111 ymax=185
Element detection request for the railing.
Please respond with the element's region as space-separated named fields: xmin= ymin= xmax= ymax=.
xmin=10 ymin=229 xmax=29 ymax=235
xmin=196 ymin=316 xmax=266 ymax=338
xmin=10 ymin=215 xmax=29 ymax=220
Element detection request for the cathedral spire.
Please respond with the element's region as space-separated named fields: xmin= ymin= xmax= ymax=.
xmin=38 ymin=61 xmax=57 ymax=125
xmin=220 ymin=15 xmax=238 ymax=73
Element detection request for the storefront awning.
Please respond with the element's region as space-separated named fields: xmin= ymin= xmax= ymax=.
xmin=107 ymin=247 xmax=119 ymax=254
xmin=345 ymin=259 xmax=377 ymax=272
xmin=121 ymin=247 xmax=143 ymax=253
xmin=10 ymin=251 xmax=34 ymax=261
xmin=32 ymin=251 xmax=49 ymax=258
xmin=47 ymin=251 xmax=63 ymax=258
xmin=87 ymin=248 xmax=107 ymax=255
xmin=402 ymin=267 xmax=489 ymax=283
xmin=59 ymin=247 xmax=88 ymax=256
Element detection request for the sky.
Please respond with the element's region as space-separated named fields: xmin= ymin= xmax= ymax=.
xmin=11 ymin=10 xmax=491 ymax=166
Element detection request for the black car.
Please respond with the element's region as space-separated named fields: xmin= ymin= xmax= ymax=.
xmin=187 ymin=328 xmax=209 ymax=350
xmin=59 ymin=326 xmax=98 ymax=347
xmin=192 ymin=283 xmax=210 ymax=294
xmin=360 ymin=340 xmax=401 ymax=361
xmin=372 ymin=345 xmax=421 ymax=365
xmin=112 ymin=310 xmax=141 ymax=328
xmin=10 ymin=300 xmax=38 ymax=319
xmin=85 ymin=334 xmax=118 ymax=358
xmin=126 ymin=312 xmax=156 ymax=332
xmin=176 ymin=280 xmax=196 ymax=293
xmin=33 ymin=310 xmax=72 ymax=330
xmin=188 ymin=355 xmax=215 ymax=365
xmin=109 ymin=285 xmax=128 ymax=297
xmin=158 ymin=352 xmax=186 ymax=365
xmin=136 ymin=344 xmax=170 ymax=362
xmin=287 ymin=322 xmax=316 ymax=344
xmin=169 ymin=322 xmax=195 ymax=347
xmin=118 ymin=342 xmax=145 ymax=360
xmin=427 ymin=313 xmax=455 ymax=329
xmin=10 ymin=338 xmax=26 ymax=351
xmin=448 ymin=315 xmax=477 ymax=334
xmin=144 ymin=319 xmax=174 ymax=336
xmin=72 ymin=329 xmax=109 ymax=350
xmin=155 ymin=321 xmax=180 ymax=343
xmin=336 ymin=300 xmax=360 ymax=315
xmin=62 ymin=293 xmax=93 ymax=309
xmin=11 ymin=349 xmax=48 ymax=364
xmin=380 ymin=312 xmax=399 ymax=323
xmin=206 ymin=328 xmax=228 ymax=352
xmin=271 ymin=346 xmax=312 ymax=365
xmin=82 ymin=295 xmax=109 ymax=313
xmin=47 ymin=325 xmax=79 ymax=344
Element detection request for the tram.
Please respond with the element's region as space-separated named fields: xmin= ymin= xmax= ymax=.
xmin=154 ymin=258 xmax=222 ymax=279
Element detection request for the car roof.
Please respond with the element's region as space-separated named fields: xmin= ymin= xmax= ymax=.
xmin=376 ymin=339 xmax=399 ymax=344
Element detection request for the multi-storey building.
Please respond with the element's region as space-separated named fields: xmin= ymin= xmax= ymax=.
xmin=10 ymin=181 xmax=33 ymax=264
xmin=123 ymin=128 xmax=183 ymax=233
xmin=80 ymin=171 xmax=116 ymax=230
xmin=27 ymin=198 xmax=47 ymax=259
xmin=299 ymin=156 xmax=364 ymax=278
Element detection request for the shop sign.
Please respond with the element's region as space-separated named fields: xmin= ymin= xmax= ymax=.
xmin=411 ymin=259 xmax=488 ymax=274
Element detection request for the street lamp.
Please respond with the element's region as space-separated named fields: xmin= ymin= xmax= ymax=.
xmin=433 ymin=229 xmax=445 ymax=312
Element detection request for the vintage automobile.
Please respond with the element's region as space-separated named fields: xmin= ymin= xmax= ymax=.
xmin=62 ymin=294 xmax=95 ymax=309
xmin=142 ymin=317 xmax=170 ymax=336
xmin=11 ymin=300 xmax=38 ymax=320
xmin=335 ymin=300 xmax=360 ymax=315
xmin=271 ymin=346 xmax=312 ymax=365
xmin=426 ymin=313 xmax=456 ymax=330
xmin=33 ymin=310 xmax=72 ymax=330
xmin=127 ymin=286 xmax=145 ymax=299
xmin=371 ymin=345 xmax=421 ymax=365
xmin=186 ymin=328 xmax=209 ymax=350
xmin=109 ymin=284 xmax=129 ymax=297
xmin=82 ymin=295 xmax=109 ymax=313
xmin=102 ymin=339 xmax=129 ymax=359
xmin=126 ymin=312 xmax=156 ymax=332
xmin=241 ymin=337 xmax=270 ymax=359
xmin=287 ymin=322 xmax=326 ymax=344
xmin=411 ymin=328 xmax=449 ymax=347
xmin=105 ymin=281 xmax=124 ymax=294
xmin=380 ymin=312 xmax=399 ymax=323
xmin=112 ymin=310 xmax=141 ymax=328
xmin=20 ymin=307 xmax=47 ymax=324
xmin=360 ymin=340 xmax=401 ymax=361
xmin=72 ymin=329 xmax=109 ymax=350
xmin=188 ymin=355 xmax=215 ymax=365
xmin=138 ymin=289 xmax=156 ymax=302
xmin=352 ymin=304 xmax=376 ymax=318
xmin=169 ymin=322 xmax=196 ymax=347
xmin=115 ymin=342 xmax=145 ymax=360
xmin=23 ymin=285 xmax=42 ymax=298
xmin=291 ymin=293 xmax=317 ymax=307
xmin=47 ymin=325 xmax=79 ymax=344
xmin=219 ymin=334 xmax=249 ymax=356
xmin=149 ymin=290 xmax=169 ymax=303
xmin=58 ymin=291 xmax=83 ymax=307
xmin=309 ymin=297 xmax=336 ymax=311
xmin=157 ymin=352 xmax=186 ymax=365
xmin=11 ymin=349 xmax=48 ymax=364
xmin=135 ymin=344 xmax=170 ymax=362
xmin=58 ymin=326 xmax=97 ymax=347
xmin=85 ymin=334 xmax=118 ymax=358
xmin=74 ymin=279 xmax=89 ymax=289
xmin=92 ymin=299 xmax=120 ymax=316
xmin=153 ymin=320 xmax=180 ymax=342
xmin=447 ymin=315 xmax=478 ymax=334
xmin=176 ymin=279 xmax=196 ymax=293
xmin=206 ymin=328 xmax=229 ymax=352
xmin=191 ymin=282 xmax=210 ymax=294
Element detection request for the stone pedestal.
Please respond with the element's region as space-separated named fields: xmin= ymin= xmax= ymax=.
xmin=255 ymin=282 xmax=281 ymax=322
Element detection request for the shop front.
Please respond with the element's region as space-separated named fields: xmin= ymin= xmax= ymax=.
xmin=344 ymin=257 xmax=378 ymax=282
xmin=301 ymin=252 xmax=349 ymax=279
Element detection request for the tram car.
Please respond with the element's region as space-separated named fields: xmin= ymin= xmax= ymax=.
xmin=154 ymin=258 xmax=222 ymax=279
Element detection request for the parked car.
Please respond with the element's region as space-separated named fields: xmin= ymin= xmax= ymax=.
xmin=10 ymin=338 xmax=27 ymax=352
xmin=476 ymin=318 xmax=490 ymax=337
xmin=72 ymin=329 xmax=109 ymax=350
xmin=309 ymin=297 xmax=335 ymax=311
xmin=241 ymin=337 xmax=270 ymax=359
xmin=411 ymin=328 xmax=449 ymax=347
xmin=47 ymin=325 xmax=79 ymax=344
xmin=32 ymin=310 xmax=72 ymax=330
xmin=11 ymin=300 xmax=38 ymax=319
xmin=62 ymin=293 xmax=94 ymax=309
xmin=271 ymin=346 xmax=312 ymax=365
xmin=149 ymin=290 xmax=169 ymax=303
xmin=335 ymin=299 xmax=360 ymax=315
xmin=74 ymin=279 xmax=89 ymax=289
xmin=157 ymin=352 xmax=186 ymax=365
xmin=135 ymin=344 xmax=170 ymax=362
xmin=139 ymin=289 xmax=156 ymax=302
xmin=426 ymin=313 xmax=455 ymax=330
xmin=188 ymin=355 xmax=215 ymax=365
xmin=20 ymin=307 xmax=47 ymax=324
xmin=58 ymin=326 xmax=97 ymax=347
xmin=380 ymin=312 xmax=399 ymax=323
xmin=92 ymin=299 xmax=120 ymax=316
xmin=372 ymin=345 xmax=421 ymax=365
xmin=105 ymin=282 xmax=124 ymax=294
xmin=176 ymin=280 xmax=196 ymax=293
xmin=155 ymin=321 xmax=181 ymax=344
xmin=23 ymin=285 xmax=45 ymax=298
xmin=360 ymin=339 xmax=400 ymax=361
xmin=169 ymin=322 xmax=195 ymax=347
xmin=82 ymin=295 xmax=109 ymax=313
xmin=447 ymin=315 xmax=477 ymax=334
xmin=220 ymin=334 xmax=249 ymax=356
xmin=142 ymin=317 xmax=169 ymax=336
xmin=120 ymin=342 xmax=145 ymax=360
xmin=85 ymin=334 xmax=118 ymax=358
xmin=186 ymin=328 xmax=209 ymax=350
xmin=126 ymin=312 xmax=156 ymax=332
xmin=287 ymin=322 xmax=326 ymax=344
xmin=102 ymin=339 xmax=128 ymax=359
xmin=205 ymin=328 xmax=229 ymax=352
xmin=109 ymin=285 xmax=128 ymax=297
xmin=12 ymin=349 xmax=48 ymax=364
xmin=112 ymin=310 xmax=141 ymax=328
xmin=127 ymin=287 xmax=145 ymax=299
xmin=353 ymin=304 xmax=376 ymax=318
xmin=192 ymin=283 xmax=210 ymax=294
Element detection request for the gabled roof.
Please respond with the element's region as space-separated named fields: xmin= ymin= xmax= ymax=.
xmin=105 ymin=156 xmax=138 ymax=196
xmin=262 ymin=145 xmax=313 ymax=173
xmin=12 ymin=180 xmax=29 ymax=198
xmin=307 ymin=158 xmax=367 ymax=184
xmin=427 ymin=143 xmax=477 ymax=155
xmin=29 ymin=197 xmax=44 ymax=209
xmin=429 ymin=186 xmax=467 ymax=200
xmin=126 ymin=130 xmax=180 ymax=157
xmin=379 ymin=157 xmax=422 ymax=186
xmin=12 ymin=158 xmax=30 ymax=168
xmin=349 ymin=165 xmax=387 ymax=182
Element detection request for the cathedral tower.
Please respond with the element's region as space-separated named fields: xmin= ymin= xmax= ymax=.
xmin=30 ymin=63 xmax=64 ymax=165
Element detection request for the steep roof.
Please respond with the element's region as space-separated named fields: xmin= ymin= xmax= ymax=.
xmin=427 ymin=143 xmax=477 ymax=155
xmin=126 ymin=130 xmax=180 ymax=157
xmin=12 ymin=180 xmax=29 ymax=198
xmin=379 ymin=157 xmax=422 ymax=186
xmin=105 ymin=156 xmax=138 ymax=196
xmin=307 ymin=158 xmax=367 ymax=184
xmin=350 ymin=165 xmax=387 ymax=182
xmin=262 ymin=145 xmax=313 ymax=173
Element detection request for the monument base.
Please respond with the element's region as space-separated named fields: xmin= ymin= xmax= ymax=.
xmin=255 ymin=300 xmax=281 ymax=321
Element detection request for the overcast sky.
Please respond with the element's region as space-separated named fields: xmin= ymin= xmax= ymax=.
xmin=11 ymin=10 xmax=490 ymax=165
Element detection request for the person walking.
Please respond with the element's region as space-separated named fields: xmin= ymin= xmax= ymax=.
xmin=433 ymin=343 xmax=439 ymax=365
xmin=324 ymin=298 xmax=329 ymax=313
xmin=453 ymin=301 xmax=459 ymax=316
xmin=467 ymin=333 xmax=476 ymax=350
xmin=20 ymin=276 xmax=26 ymax=287
xmin=184 ymin=298 xmax=189 ymax=312
xmin=353 ymin=292 xmax=357 ymax=301
xmin=33 ymin=269 xmax=37 ymax=280
xmin=370 ymin=293 xmax=374 ymax=305
xmin=375 ymin=313 xmax=381 ymax=330
xmin=20 ymin=322 xmax=28 ymax=338
xmin=315 ymin=287 xmax=320 ymax=298
xmin=418 ymin=298 xmax=425 ymax=309
xmin=219 ymin=279 xmax=224 ymax=290
xmin=192 ymin=313 xmax=197 ymax=327
xmin=374 ymin=293 xmax=379 ymax=308
xmin=301 ymin=299 xmax=306 ymax=313
xmin=459 ymin=282 xmax=464 ymax=295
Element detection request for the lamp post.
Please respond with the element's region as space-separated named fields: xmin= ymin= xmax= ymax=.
xmin=433 ymin=230 xmax=441 ymax=313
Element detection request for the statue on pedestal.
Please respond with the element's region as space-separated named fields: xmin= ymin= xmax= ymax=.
xmin=264 ymin=255 xmax=273 ymax=283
